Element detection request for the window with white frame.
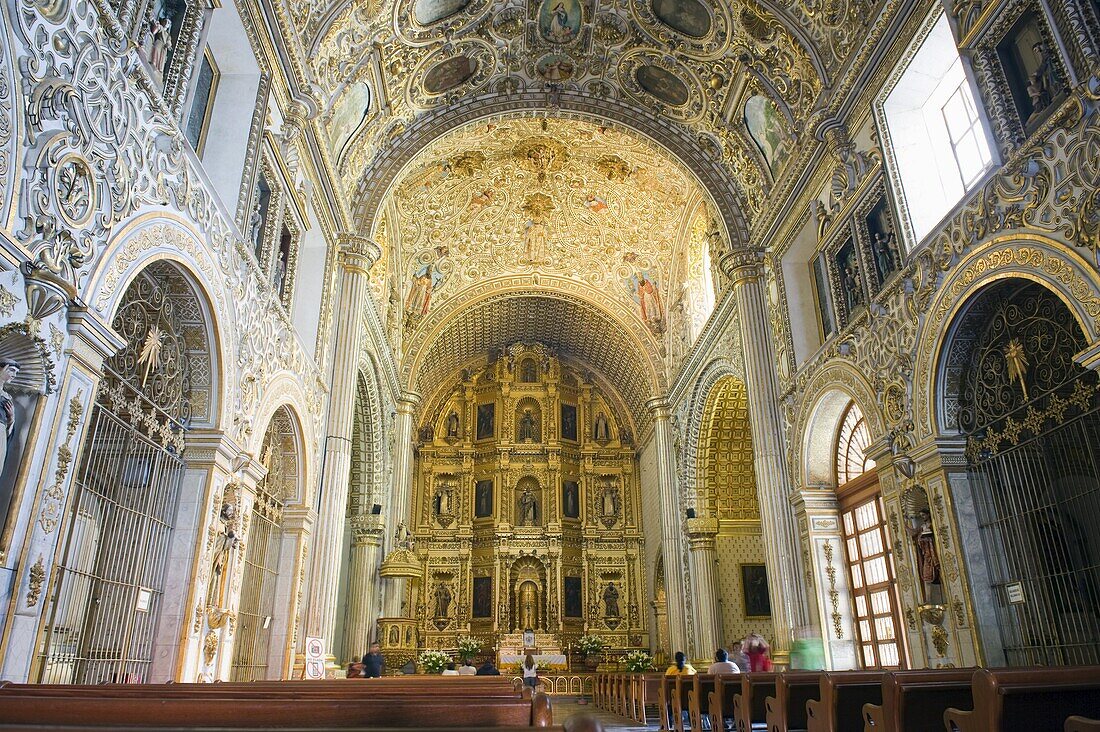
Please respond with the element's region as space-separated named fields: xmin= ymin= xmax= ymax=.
xmin=879 ymin=10 xmax=996 ymax=247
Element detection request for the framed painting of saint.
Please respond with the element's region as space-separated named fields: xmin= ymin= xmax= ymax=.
xmin=473 ymin=576 xmax=492 ymax=618
xmin=562 ymin=480 xmax=579 ymax=519
xmin=742 ymin=564 xmax=771 ymax=618
xmin=564 ymin=576 xmax=583 ymax=617
xmin=475 ymin=479 xmax=493 ymax=518
xmin=560 ymin=403 xmax=577 ymax=441
xmin=476 ymin=402 xmax=495 ymax=440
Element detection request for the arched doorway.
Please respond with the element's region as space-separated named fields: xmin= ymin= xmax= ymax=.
xmin=942 ymin=278 xmax=1100 ymax=665
xmin=35 ymin=260 xmax=217 ymax=683
xmin=696 ymin=375 xmax=770 ymax=652
xmin=831 ymin=402 xmax=905 ymax=670
xmin=230 ymin=406 xmax=300 ymax=680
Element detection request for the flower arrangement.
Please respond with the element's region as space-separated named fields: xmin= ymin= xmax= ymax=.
xmin=456 ymin=635 xmax=481 ymax=663
xmin=418 ymin=649 xmax=451 ymax=674
xmin=575 ymin=634 xmax=606 ymax=658
xmin=622 ymin=650 xmax=654 ymax=672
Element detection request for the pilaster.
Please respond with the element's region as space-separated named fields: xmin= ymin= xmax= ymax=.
xmin=686 ymin=517 xmax=720 ymax=659
xmin=647 ymin=397 xmax=689 ymax=655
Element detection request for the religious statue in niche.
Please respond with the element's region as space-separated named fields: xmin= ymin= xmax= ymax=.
xmin=562 ymin=480 xmax=579 ymax=519
xmin=865 ymin=198 xmax=900 ymax=286
xmin=0 ymin=359 xmax=21 ymax=482
xmin=445 ymin=410 xmax=460 ymax=440
xmin=207 ymin=499 xmax=240 ymax=609
xmin=835 ymin=239 xmax=863 ymax=318
xmin=143 ymin=12 xmax=174 ymax=87
xmin=395 ymin=520 xmax=414 ymax=551
xmin=903 ymin=487 xmax=942 ymax=603
xmin=517 ymin=408 xmax=539 ymax=442
xmin=998 ymin=15 xmax=1067 ymax=129
xmin=560 ymin=403 xmax=577 ymax=441
xmin=520 ymin=359 xmax=538 ymax=383
xmin=603 ymin=583 xmax=621 ymax=629
xmin=593 ymin=411 xmax=611 ymax=442
xmin=599 ymin=479 xmax=621 ymax=527
xmin=433 ymin=482 xmax=454 ymax=526
xmin=519 ymin=488 xmax=539 ymax=526
xmin=434 ymin=582 xmax=453 ymax=618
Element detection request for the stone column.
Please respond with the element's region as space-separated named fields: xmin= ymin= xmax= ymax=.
xmin=381 ymin=392 xmax=420 ymax=619
xmin=721 ymin=249 xmax=811 ymax=659
xmin=304 ymin=235 xmax=380 ymax=654
xmin=343 ymin=513 xmax=386 ymax=655
xmin=686 ymin=517 xmax=720 ymax=658
xmin=647 ymin=398 xmax=688 ymax=653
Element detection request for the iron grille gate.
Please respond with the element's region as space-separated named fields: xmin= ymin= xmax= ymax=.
xmin=230 ymin=490 xmax=283 ymax=681
xmin=967 ymin=374 xmax=1100 ymax=666
xmin=36 ymin=373 xmax=185 ymax=684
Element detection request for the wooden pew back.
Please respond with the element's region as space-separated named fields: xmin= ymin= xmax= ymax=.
xmin=765 ymin=672 xmax=821 ymax=732
xmin=806 ymin=671 xmax=882 ymax=732
xmin=945 ymin=667 xmax=1100 ymax=732
xmin=733 ymin=672 xmax=776 ymax=732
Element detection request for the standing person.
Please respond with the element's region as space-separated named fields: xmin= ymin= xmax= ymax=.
xmin=729 ymin=641 xmax=750 ymax=673
xmin=664 ymin=651 xmax=696 ymax=675
xmin=745 ymin=634 xmax=773 ymax=672
xmin=706 ymin=648 xmax=740 ymax=675
xmin=522 ymin=653 xmax=539 ymax=689
xmin=457 ymin=660 xmax=476 ymax=675
xmin=361 ymin=642 xmax=385 ymax=678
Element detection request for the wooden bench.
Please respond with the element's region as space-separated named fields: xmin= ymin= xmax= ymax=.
xmin=686 ymin=673 xmax=719 ymax=731
xmin=805 ymin=671 xmax=882 ymax=732
xmin=708 ymin=674 xmax=740 ymax=731
xmin=764 ymin=672 xmax=821 ymax=732
xmin=659 ymin=675 xmax=675 ymax=732
xmin=1066 ymin=717 xmax=1100 ymax=732
xmin=944 ymin=667 xmax=1100 ymax=732
xmin=732 ymin=672 xmax=776 ymax=732
xmin=0 ymin=689 xmax=553 ymax=728
xmin=861 ymin=668 xmax=973 ymax=732
xmin=630 ymin=673 xmax=664 ymax=724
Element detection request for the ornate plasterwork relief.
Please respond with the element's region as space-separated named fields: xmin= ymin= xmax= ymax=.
xmin=388 ymin=118 xmax=709 ymax=345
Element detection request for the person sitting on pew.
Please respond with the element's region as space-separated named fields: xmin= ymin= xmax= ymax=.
xmin=442 ymin=662 xmax=460 ymax=676
xmin=729 ymin=640 xmax=750 ymax=672
xmin=477 ymin=659 xmax=502 ymax=675
xmin=745 ymin=634 xmax=772 ymax=671
xmin=665 ymin=651 xmax=696 ymax=675
xmin=707 ymin=648 xmax=740 ymax=675
xmin=457 ymin=660 xmax=477 ymax=675
xmin=362 ymin=642 xmax=384 ymax=678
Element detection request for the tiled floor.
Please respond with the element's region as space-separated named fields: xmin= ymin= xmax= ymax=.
xmin=551 ymin=698 xmax=659 ymax=731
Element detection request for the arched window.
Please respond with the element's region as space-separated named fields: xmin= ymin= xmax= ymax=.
xmin=836 ymin=402 xmax=876 ymax=485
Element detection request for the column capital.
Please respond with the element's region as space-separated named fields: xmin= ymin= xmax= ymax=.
xmin=337 ymin=234 xmax=382 ymax=275
xmin=66 ymin=303 xmax=126 ymax=373
xmin=397 ymin=392 xmax=422 ymax=414
xmin=645 ymin=397 xmax=672 ymax=419
xmin=719 ymin=248 xmax=765 ymax=286
xmin=182 ymin=428 xmax=248 ymax=473
xmin=686 ymin=516 xmax=719 ymax=541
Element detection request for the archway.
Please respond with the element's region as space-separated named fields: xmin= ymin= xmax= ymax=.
xmin=35 ymin=259 xmax=219 ymax=683
xmin=695 ymin=375 xmax=772 ymax=653
xmin=940 ymin=278 xmax=1100 ymax=665
xmin=230 ymin=405 xmax=303 ymax=680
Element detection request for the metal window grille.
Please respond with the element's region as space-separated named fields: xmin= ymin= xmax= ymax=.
xmin=230 ymin=489 xmax=283 ymax=681
xmin=967 ymin=373 xmax=1100 ymax=665
xmin=35 ymin=373 xmax=185 ymax=684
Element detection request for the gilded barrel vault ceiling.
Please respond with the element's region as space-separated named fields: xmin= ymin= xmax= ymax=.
xmin=291 ymin=0 xmax=866 ymax=222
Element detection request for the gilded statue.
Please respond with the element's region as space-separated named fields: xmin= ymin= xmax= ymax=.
xmin=434 ymin=582 xmax=453 ymax=617
xmin=519 ymin=489 xmax=538 ymax=526
xmin=603 ymin=583 xmax=620 ymax=618
xmin=518 ymin=408 xmax=538 ymax=442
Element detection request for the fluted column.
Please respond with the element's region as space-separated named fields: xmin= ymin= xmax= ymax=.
xmin=647 ymin=398 xmax=688 ymax=654
xmin=382 ymin=392 xmax=420 ymax=618
xmin=343 ymin=514 xmax=386 ymax=656
xmin=687 ymin=517 xmax=721 ymax=658
xmin=720 ymin=249 xmax=811 ymax=659
xmin=304 ymin=234 xmax=380 ymax=654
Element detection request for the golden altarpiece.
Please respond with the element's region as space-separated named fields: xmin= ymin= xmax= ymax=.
xmin=390 ymin=343 xmax=648 ymax=661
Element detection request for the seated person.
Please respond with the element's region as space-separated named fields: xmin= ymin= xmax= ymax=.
xmin=476 ymin=659 xmax=501 ymax=675
xmin=457 ymin=660 xmax=477 ymax=675
xmin=707 ymin=648 xmax=740 ymax=674
xmin=665 ymin=651 xmax=696 ymax=675
xmin=442 ymin=661 xmax=460 ymax=676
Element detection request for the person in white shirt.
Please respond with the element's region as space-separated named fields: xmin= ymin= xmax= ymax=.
xmin=706 ymin=648 xmax=741 ymax=675
xmin=442 ymin=662 xmax=460 ymax=676
xmin=522 ymin=653 xmax=539 ymax=689
xmin=456 ymin=660 xmax=476 ymax=675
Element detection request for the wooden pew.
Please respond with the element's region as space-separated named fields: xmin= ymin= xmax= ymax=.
xmin=671 ymin=674 xmax=697 ymax=732
xmin=805 ymin=671 xmax=882 ymax=732
xmin=708 ymin=674 xmax=740 ymax=731
xmin=630 ymin=673 xmax=664 ymax=725
xmin=687 ymin=674 xmax=718 ymax=731
xmin=732 ymin=672 xmax=776 ymax=732
xmin=0 ymin=687 xmax=554 ymax=728
xmin=1066 ymin=717 xmax=1100 ymax=732
xmin=764 ymin=672 xmax=821 ymax=732
xmin=944 ymin=667 xmax=1100 ymax=732
xmin=861 ymin=668 xmax=973 ymax=732
xmin=614 ymin=674 xmax=629 ymax=717
xmin=659 ymin=675 xmax=674 ymax=732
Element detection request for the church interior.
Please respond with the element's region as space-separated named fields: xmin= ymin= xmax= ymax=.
xmin=0 ymin=0 xmax=1099 ymax=726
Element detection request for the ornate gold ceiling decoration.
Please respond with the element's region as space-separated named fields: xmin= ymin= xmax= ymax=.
xmin=405 ymin=289 xmax=664 ymax=433
xmin=381 ymin=117 xmax=710 ymax=349
xmin=302 ymin=0 xmax=834 ymax=217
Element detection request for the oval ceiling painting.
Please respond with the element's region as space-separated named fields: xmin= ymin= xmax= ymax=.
xmin=423 ymin=55 xmax=478 ymax=94
xmin=636 ymin=65 xmax=690 ymax=107
xmin=651 ymin=0 xmax=711 ymax=38
xmin=413 ymin=0 xmax=471 ymax=25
